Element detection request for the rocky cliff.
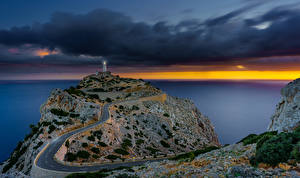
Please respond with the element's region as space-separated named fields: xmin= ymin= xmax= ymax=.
xmin=0 ymin=72 xmax=219 ymax=177
xmin=268 ymin=78 xmax=300 ymax=132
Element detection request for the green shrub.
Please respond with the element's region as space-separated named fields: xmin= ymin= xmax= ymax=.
xmin=91 ymin=147 xmax=100 ymax=154
xmin=254 ymin=132 xmax=296 ymax=166
xmin=114 ymin=148 xmax=130 ymax=155
xmin=238 ymin=131 xmax=277 ymax=145
xmin=105 ymin=97 xmax=112 ymax=102
xmin=88 ymin=88 xmax=105 ymax=92
xmin=70 ymin=113 xmax=80 ymax=118
xmin=237 ymin=134 xmax=258 ymax=145
xmin=170 ymin=146 xmax=219 ymax=161
xmin=65 ymin=87 xmax=86 ymax=96
xmin=87 ymin=135 xmax=95 ymax=141
xmin=160 ymin=140 xmax=170 ymax=148
xmin=88 ymin=94 xmax=99 ymax=100
xmin=121 ymin=139 xmax=132 ymax=149
xmin=163 ymin=113 xmax=170 ymax=117
xmin=161 ymin=124 xmax=173 ymax=138
xmin=105 ymin=154 xmax=121 ymax=160
xmin=136 ymin=139 xmax=144 ymax=145
xmin=131 ymin=105 xmax=139 ymax=110
xmin=256 ymin=134 xmax=274 ymax=150
xmin=65 ymin=140 xmax=70 ymax=148
xmin=65 ymin=152 xmax=77 ymax=162
xmin=48 ymin=125 xmax=56 ymax=134
xmin=77 ymin=150 xmax=90 ymax=159
xmin=92 ymin=154 xmax=100 ymax=159
xmin=146 ymin=147 xmax=159 ymax=154
xmin=98 ymin=141 xmax=107 ymax=147
xmin=33 ymin=141 xmax=43 ymax=149
xmin=50 ymin=108 xmax=69 ymax=117
xmin=291 ymin=141 xmax=300 ymax=161
xmin=82 ymin=142 xmax=88 ymax=147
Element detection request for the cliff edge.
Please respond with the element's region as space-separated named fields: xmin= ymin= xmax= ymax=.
xmin=0 ymin=72 xmax=219 ymax=177
xmin=269 ymin=78 xmax=300 ymax=132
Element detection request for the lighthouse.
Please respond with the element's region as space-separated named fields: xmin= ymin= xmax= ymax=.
xmin=103 ymin=60 xmax=107 ymax=72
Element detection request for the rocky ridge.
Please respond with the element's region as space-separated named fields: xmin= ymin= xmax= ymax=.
xmin=269 ymin=78 xmax=300 ymax=132
xmin=0 ymin=72 xmax=219 ymax=177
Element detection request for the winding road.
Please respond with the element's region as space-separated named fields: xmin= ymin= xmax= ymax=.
xmin=35 ymin=98 xmax=164 ymax=173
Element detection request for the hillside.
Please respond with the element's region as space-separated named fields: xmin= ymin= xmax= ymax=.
xmin=66 ymin=78 xmax=300 ymax=178
xmin=0 ymin=72 xmax=219 ymax=177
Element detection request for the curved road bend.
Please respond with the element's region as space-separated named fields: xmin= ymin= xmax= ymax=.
xmin=36 ymin=98 xmax=164 ymax=172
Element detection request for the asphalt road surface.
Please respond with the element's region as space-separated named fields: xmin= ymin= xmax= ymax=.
xmin=36 ymin=100 xmax=164 ymax=172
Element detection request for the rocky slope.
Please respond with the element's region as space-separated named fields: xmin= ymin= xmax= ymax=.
xmin=0 ymin=72 xmax=219 ymax=177
xmin=102 ymin=143 xmax=299 ymax=178
xmin=269 ymin=78 xmax=300 ymax=132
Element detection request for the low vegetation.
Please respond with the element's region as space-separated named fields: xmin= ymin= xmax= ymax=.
xmin=170 ymin=146 xmax=220 ymax=161
xmin=65 ymin=86 xmax=86 ymax=96
xmin=98 ymin=141 xmax=108 ymax=147
xmin=160 ymin=140 xmax=170 ymax=148
xmin=66 ymin=166 xmax=134 ymax=178
xmin=114 ymin=148 xmax=130 ymax=155
xmin=237 ymin=131 xmax=277 ymax=146
xmin=65 ymin=150 xmax=90 ymax=161
xmin=250 ymin=128 xmax=300 ymax=167
xmin=50 ymin=108 xmax=69 ymax=117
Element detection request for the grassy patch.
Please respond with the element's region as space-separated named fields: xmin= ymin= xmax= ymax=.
xmin=170 ymin=146 xmax=220 ymax=161
xmin=237 ymin=131 xmax=277 ymax=146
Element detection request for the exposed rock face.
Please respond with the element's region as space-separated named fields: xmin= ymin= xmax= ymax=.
xmin=0 ymin=72 xmax=219 ymax=177
xmin=0 ymin=84 xmax=100 ymax=176
xmin=268 ymin=78 xmax=300 ymax=132
xmin=61 ymin=94 xmax=219 ymax=164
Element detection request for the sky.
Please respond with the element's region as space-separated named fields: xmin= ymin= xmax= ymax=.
xmin=1 ymin=0 xmax=300 ymax=80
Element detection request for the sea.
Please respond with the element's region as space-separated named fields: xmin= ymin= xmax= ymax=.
xmin=0 ymin=79 xmax=289 ymax=162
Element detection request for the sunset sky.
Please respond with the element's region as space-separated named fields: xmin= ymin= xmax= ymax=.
xmin=1 ymin=0 xmax=300 ymax=80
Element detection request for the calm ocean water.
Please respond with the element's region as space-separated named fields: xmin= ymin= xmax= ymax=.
xmin=0 ymin=80 xmax=288 ymax=161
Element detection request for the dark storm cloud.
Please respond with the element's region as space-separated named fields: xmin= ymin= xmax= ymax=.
xmin=1 ymin=5 xmax=300 ymax=66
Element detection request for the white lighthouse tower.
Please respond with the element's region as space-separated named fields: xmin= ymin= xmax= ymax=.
xmin=103 ymin=60 xmax=107 ymax=72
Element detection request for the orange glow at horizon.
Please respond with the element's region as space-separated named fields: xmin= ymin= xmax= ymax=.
xmin=236 ymin=65 xmax=245 ymax=69
xmin=118 ymin=71 xmax=300 ymax=80
xmin=35 ymin=49 xmax=58 ymax=58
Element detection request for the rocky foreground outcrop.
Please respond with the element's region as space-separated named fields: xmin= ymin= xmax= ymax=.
xmin=0 ymin=72 xmax=219 ymax=177
xmin=269 ymin=78 xmax=300 ymax=132
xmin=104 ymin=143 xmax=299 ymax=178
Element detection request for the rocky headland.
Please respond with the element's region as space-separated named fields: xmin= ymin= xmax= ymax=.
xmin=0 ymin=72 xmax=219 ymax=177
xmin=1 ymin=74 xmax=300 ymax=178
